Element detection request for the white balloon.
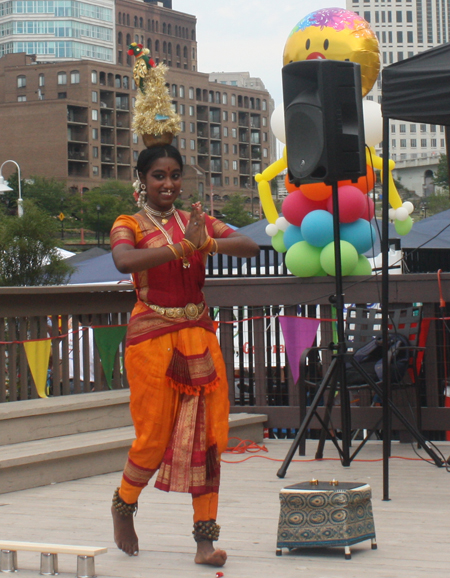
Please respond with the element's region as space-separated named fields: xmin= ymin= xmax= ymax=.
xmin=275 ymin=216 xmax=289 ymax=231
xmin=363 ymin=100 xmax=383 ymax=147
xmin=403 ymin=201 xmax=414 ymax=214
xmin=270 ymin=103 xmax=286 ymax=144
xmin=265 ymin=223 xmax=279 ymax=237
xmin=395 ymin=207 xmax=409 ymax=221
xmin=388 ymin=208 xmax=396 ymax=220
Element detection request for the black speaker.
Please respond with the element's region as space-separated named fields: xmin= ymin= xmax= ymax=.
xmin=282 ymin=60 xmax=366 ymax=186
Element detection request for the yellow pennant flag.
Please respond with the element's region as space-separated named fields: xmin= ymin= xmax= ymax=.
xmin=23 ymin=338 xmax=52 ymax=398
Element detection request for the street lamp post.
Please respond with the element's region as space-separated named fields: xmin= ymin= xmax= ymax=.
xmin=0 ymin=160 xmax=23 ymax=216
xmin=96 ymin=204 xmax=101 ymax=246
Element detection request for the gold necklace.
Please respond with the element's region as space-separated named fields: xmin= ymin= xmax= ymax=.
xmin=143 ymin=205 xmax=186 ymax=242
xmin=143 ymin=203 xmax=176 ymax=225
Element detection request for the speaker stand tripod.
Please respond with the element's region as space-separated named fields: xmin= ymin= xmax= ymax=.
xmin=276 ymin=181 xmax=444 ymax=480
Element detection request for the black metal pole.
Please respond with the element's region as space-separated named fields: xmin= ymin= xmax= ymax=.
xmin=381 ymin=115 xmax=391 ymax=501
xmin=330 ymin=180 xmax=351 ymax=466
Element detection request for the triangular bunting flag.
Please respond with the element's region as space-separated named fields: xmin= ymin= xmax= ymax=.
xmin=93 ymin=326 xmax=127 ymax=389
xmin=278 ymin=317 xmax=320 ymax=384
xmin=23 ymin=338 xmax=52 ymax=398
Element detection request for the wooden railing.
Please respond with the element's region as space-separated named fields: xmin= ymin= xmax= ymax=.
xmin=1 ymin=273 xmax=450 ymax=436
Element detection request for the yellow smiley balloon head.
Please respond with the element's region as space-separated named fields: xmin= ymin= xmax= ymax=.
xmin=283 ymin=7 xmax=380 ymax=97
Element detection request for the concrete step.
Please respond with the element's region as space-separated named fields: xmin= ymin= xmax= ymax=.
xmin=0 ymin=391 xmax=132 ymax=446
xmin=0 ymin=413 xmax=267 ymax=495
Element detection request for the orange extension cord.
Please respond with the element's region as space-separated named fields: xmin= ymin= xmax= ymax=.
xmin=221 ymin=437 xmax=437 ymax=464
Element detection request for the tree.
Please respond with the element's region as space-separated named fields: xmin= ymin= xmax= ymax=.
xmin=23 ymin=176 xmax=68 ymax=216
xmin=0 ymin=201 xmax=73 ymax=286
xmin=433 ymin=154 xmax=449 ymax=189
xmin=72 ymin=181 xmax=135 ymax=241
xmin=221 ymin=193 xmax=257 ymax=228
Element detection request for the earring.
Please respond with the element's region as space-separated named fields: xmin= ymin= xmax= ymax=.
xmin=140 ymin=183 xmax=146 ymax=191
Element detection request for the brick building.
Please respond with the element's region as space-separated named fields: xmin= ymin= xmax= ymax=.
xmin=0 ymin=1 xmax=274 ymax=212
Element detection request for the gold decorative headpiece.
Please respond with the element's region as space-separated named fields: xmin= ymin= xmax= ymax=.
xmin=128 ymin=42 xmax=181 ymax=147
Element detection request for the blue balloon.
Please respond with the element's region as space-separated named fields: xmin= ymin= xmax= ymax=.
xmin=301 ymin=210 xmax=334 ymax=248
xmin=340 ymin=219 xmax=376 ymax=254
xmin=283 ymin=224 xmax=304 ymax=249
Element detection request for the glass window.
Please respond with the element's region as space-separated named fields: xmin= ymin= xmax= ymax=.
xmin=17 ymin=75 xmax=26 ymax=88
xmin=400 ymin=139 xmax=406 ymax=148
xmin=93 ymin=147 xmax=99 ymax=158
xmin=399 ymin=125 xmax=406 ymax=133
xmin=189 ymin=106 xmax=195 ymax=116
xmin=39 ymin=74 xmax=45 ymax=87
xmin=190 ymin=122 xmax=195 ymax=133
xmin=233 ymin=160 xmax=238 ymax=170
xmin=179 ymin=104 xmax=185 ymax=115
xmin=232 ymin=128 xmax=237 ymax=138
xmin=410 ymin=125 xmax=416 ymax=133
xmin=189 ymin=87 xmax=194 ymax=99
xmin=232 ymin=112 xmax=236 ymax=122
xmin=93 ymin=166 xmax=99 ymax=176
xmin=190 ymin=140 xmax=195 ymax=150
xmin=92 ymin=128 xmax=98 ymax=139
xmin=180 ymin=138 xmax=186 ymax=149
xmin=92 ymin=91 xmax=98 ymax=103
xmin=190 ymin=156 xmax=196 ymax=165
xmin=71 ymin=70 xmax=80 ymax=84
xmin=91 ymin=70 xmax=97 ymax=84
xmin=421 ymin=139 xmax=427 ymax=147
xmin=58 ymin=92 xmax=66 ymax=99
xmin=223 ymin=127 xmax=228 ymax=137
xmin=231 ymin=94 xmax=236 ymax=106
xmin=222 ymin=93 xmax=227 ymax=105
xmin=410 ymin=139 xmax=416 ymax=147
xmin=57 ymin=72 xmax=67 ymax=85
xmin=224 ymin=143 xmax=229 ymax=153
xmin=133 ymin=133 xmax=138 ymax=144
xmin=17 ymin=95 xmax=26 ymax=102
xmin=223 ymin=111 xmax=228 ymax=121
xmin=233 ymin=177 xmax=238 ymax=186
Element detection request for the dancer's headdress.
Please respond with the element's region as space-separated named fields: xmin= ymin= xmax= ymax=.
xmin=128 ymin=42 xmax=181 ymax=147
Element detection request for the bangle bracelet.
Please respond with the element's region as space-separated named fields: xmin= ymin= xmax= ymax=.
xmin=198 ymin=236 xmax=213 ymax=253
xmin=182 ymin=238 xmax=197 ymax=254
xmin=209 ymin=238 xmax=219 ymax=256
xmin=167 ymin=244 xmax=181 ymax=260
xmin=179 ymin=239 xmax=192 ymax=269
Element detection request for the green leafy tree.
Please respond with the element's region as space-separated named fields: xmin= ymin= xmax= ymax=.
xmin=73 ymin=181 xmax=135 ymax=241
xmin=433 ymin=154 xmax=449 ymax=189
xmin=23 ymin=176 xmax=68 ymax=216
xmin=0 ymin=201 xmax=73 ymax=286
xmin=221 ymin=193 xmax=257 ymax=228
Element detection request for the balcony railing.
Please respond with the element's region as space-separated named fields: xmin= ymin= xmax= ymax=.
xmin=1 ymin=274 xmax=450 ymax=437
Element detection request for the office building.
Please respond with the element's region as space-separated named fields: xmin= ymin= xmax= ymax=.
xmin=348 ymin=0 xmax=448 ymax=168
xmin=0 ymin=1 xmax=274 ymax=211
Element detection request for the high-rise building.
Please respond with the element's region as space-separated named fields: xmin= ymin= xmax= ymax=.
xmin=0 ymin=1 xmax=274 ymax=213
xmin=348 ymin=0 xmax=447 ymax=169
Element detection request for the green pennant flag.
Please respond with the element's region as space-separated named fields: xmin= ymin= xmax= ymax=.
xmin=93 ymin=326 xmax=127 ymax=389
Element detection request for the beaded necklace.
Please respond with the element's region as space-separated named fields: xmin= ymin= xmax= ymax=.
xmin=143 ymin=203 xmax=185 ymax=244
xmin=143 ymin=203 xmax=176 ymax=225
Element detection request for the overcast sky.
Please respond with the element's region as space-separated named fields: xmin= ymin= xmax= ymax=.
xmin=176 ymin=1 xmax=347 ymax=106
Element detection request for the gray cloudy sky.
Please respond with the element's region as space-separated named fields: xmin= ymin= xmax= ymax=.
xmin=176 ymin=1 xmax=346 ymax=106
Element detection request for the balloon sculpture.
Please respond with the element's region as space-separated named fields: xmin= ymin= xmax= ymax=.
xmin=255 ymin=8 xmax=414 ymax=277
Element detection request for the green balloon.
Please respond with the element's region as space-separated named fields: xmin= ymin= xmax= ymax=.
xmin=271 ymin=230 xmax=287 ymax=253
xmin=320 ymin=240 xmax=359 ymax=276
xmin=350 ymin=254 xmax=373 ymax=276
xmin=285 ymin=241 xmax=322 ymax=277
xmin=394 ymin=216 xmax=413 ymax=236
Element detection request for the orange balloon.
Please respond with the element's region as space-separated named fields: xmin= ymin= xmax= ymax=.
xmin=285 ymin=174 xmax=298 ymax=193
xmin=340 ymin=166 xmax=376 ymax=194
xmin=300 ymin=181 xmax=333 ymax=201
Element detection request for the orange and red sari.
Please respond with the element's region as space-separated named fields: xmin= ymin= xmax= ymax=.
xmin=110 ymin=211 xmax=233 ymax=519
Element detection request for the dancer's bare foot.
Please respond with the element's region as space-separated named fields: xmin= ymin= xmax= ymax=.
xmin=111 ymin=505 xmax=139 ymax=556
xmin=195 ymin=540 xmax=227 ymax=566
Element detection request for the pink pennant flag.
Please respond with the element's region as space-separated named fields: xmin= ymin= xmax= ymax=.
xmin=278 ymin=316 xmax=320 ymax=384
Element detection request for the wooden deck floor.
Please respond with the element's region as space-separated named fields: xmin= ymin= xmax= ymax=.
xmin=1 ymin=439 xmax=450 ymax=578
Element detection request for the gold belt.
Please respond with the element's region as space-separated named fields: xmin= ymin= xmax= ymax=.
xmin=145 ymin=301 xmax=205 ymax=321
